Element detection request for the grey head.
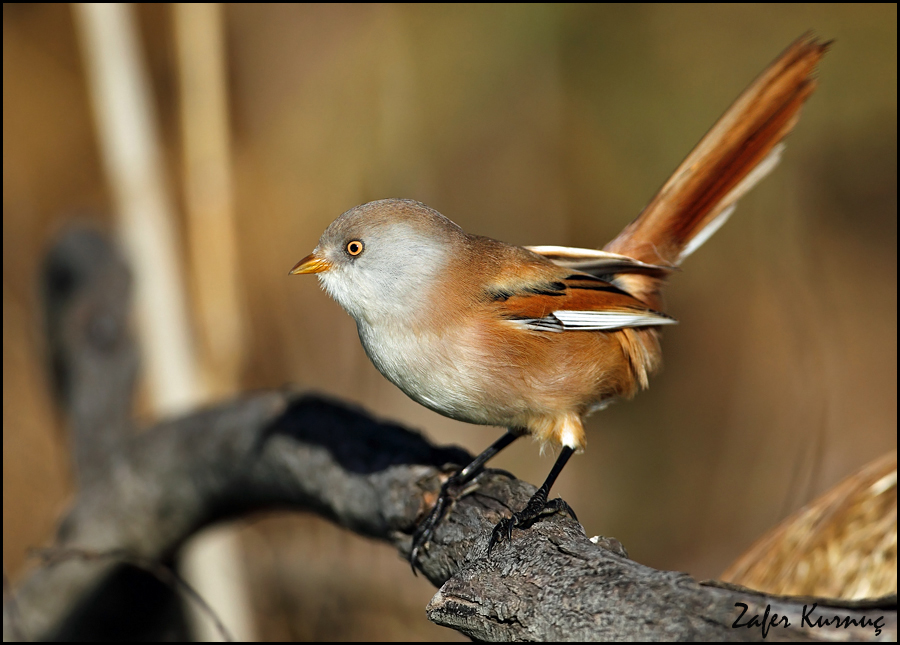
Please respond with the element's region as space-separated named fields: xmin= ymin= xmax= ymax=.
xmin=294 ymin=199 xmax=465 ymax=324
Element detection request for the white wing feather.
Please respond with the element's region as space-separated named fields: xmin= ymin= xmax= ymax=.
xmin=509 ymin=309 xmax=676 ymax=333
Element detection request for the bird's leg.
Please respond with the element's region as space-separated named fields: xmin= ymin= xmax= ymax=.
xmin=410 ymin=428 xmax=524 ymax=571
xmin=488 ymin=446 xmax=577 ymax=554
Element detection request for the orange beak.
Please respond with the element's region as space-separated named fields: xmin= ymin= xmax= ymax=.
xmin=289 ymin=253 xmax=332 ymax=275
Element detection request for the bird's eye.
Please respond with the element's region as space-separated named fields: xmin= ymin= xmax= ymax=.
xmin=346 ymin=240 xmax=364 ymax=256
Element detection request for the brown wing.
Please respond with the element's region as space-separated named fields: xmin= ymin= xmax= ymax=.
xmin=525 ymin=245 xmax=673 ymax=278
xmin=488 ymin=271 xmax=676 ymax=332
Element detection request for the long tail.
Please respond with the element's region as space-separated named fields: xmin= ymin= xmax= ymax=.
xmin=603 ymin=34 xmax=829 ymax=305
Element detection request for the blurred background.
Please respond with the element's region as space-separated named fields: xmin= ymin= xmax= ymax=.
xmin=3 ymin=3 xmax=896 ymax=641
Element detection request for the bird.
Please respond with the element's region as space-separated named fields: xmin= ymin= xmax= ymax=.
xmin=290 ymin=35 xmax=829 ymax=567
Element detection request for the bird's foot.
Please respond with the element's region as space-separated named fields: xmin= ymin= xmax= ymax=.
xmin=487 ymin=493 xmax=577 ymax=555
xmin=410 ymin=470 xmax=476 ymax=573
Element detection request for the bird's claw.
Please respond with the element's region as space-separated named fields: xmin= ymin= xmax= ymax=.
xmin=487 ymin=496 xmax=577 ymax=555
xmin=410 ymin=471 xmax=473 ymax=574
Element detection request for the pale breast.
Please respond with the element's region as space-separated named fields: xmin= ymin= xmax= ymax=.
xmin=356 ymin=320 xmax=496 ymax=425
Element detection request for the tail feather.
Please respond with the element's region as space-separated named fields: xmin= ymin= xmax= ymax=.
xmin=604 ymin=34 xmax=829 ymax=303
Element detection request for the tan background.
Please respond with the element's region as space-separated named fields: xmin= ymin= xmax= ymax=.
xmin=4 ymin=4 xmax=896 ymax=640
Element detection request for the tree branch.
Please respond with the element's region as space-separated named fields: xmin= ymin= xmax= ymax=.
xmin=5 ymin=391 xmax=895 ymax=641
